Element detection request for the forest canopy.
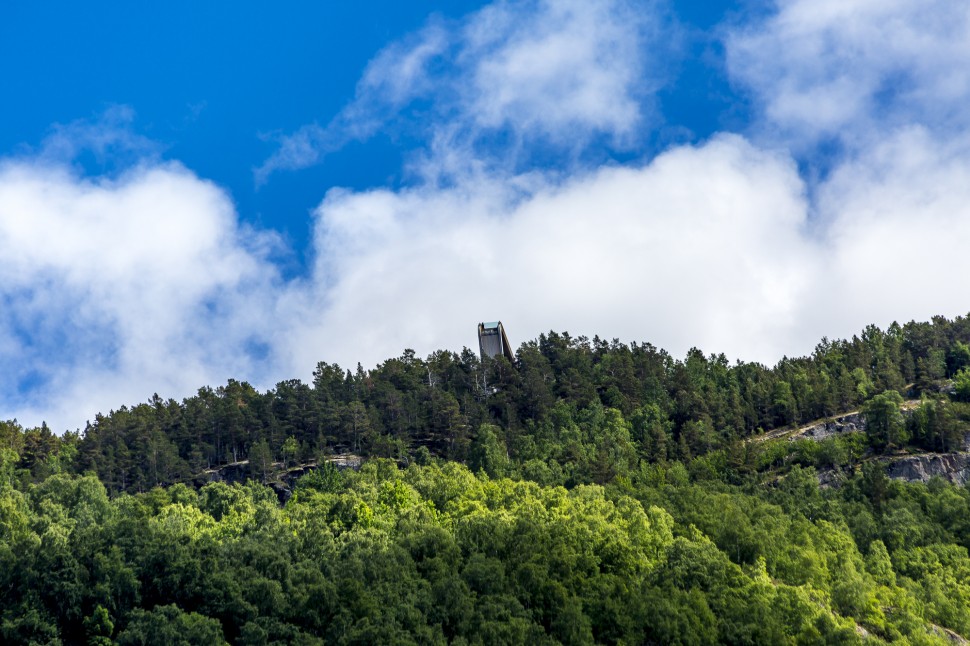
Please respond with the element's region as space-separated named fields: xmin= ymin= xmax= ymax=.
xmin=3 ymin=314 xmax=970 ymax=643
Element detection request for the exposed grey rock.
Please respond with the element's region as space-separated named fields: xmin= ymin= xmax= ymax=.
xmin=818 ymin=451 xmax=970 ymax=488
xmin=197 ymin=453 xmax=363 ymax=492
xmin=816 ymin=467 xmax=848 ymax=489
xmin=327 ymin=454 xmax=362 ymax=469
xmin=928 ymin=621 xmax=970 ymax=646
xmin=201 ymin=460 xmax=250 ymax=484
xmin=793 ymin=412 xmax=866 ymax=442
xmin=884 ymin=453 xmax=970 ymax=485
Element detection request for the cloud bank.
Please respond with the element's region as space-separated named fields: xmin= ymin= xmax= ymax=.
xmin=4 ymin=0 xmax=970 ymax=432
xmin=0 ymin=126 xmax=283 ymax=430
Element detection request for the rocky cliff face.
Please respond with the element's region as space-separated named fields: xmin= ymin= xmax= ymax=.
xmin=819 ymin=450 xmax=970 ymax=488
xmin=884 ymin=453 xmax=970 ymax=485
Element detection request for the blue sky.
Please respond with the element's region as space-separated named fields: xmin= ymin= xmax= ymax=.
xmin=2 ymin=0 xmax=970 ymax=431
xmin=2 ymin=2 xmax=483 ymax=260
xmin=0 ymin=0 xmax=753 ymax=257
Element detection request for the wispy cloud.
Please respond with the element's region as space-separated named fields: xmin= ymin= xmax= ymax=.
xmin=726 ymin=0 xmax=970 ymax=149
xmin=252 ymin=23 xmax=451 ymax=186
xmin=33 ymin=106 xmax=162 ymax=169
xmin=255 ymin=0 xmax=666 ymax=184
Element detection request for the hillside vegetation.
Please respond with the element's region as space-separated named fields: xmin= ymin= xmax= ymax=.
xmin=4 ymin=315 xmax=970 ymax=643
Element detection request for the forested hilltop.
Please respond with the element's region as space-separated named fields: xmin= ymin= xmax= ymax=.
xmin=4 ymin=316 xmax=970 ymax=643
xmin=6 ymin=315 xmax=970 ymax=491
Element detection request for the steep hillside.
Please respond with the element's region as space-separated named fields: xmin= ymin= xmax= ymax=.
xmin=4 ymin=315 xmax=970 ymax=642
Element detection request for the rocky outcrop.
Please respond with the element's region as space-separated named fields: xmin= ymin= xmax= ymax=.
xmin=884 ymin=453 xmax=970 ymax=485
xmin=324 ymin=454 xmax=363 ymax=470
xmin=816 ymin=468 xmax=848 ymax=489
xmin=196 ymin=454 xmax=363 ymax=503
xmin=817 ymin=450 xmax=970 ymax=488
xmin=929 ymin=623 xmax=970 ymax=646
xmin=787 ymin=401 xmax=924 ymax=444
xmin=270 ymin=456 xmax=364 ymax=503
xmin=792 ymin=412 xmax=866 ymax=442
xmin=197 ymin=460 xmax=251 ymax=485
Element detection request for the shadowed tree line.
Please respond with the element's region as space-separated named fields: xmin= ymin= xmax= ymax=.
xmin=4 ymin=314 xmax=970 ymax=494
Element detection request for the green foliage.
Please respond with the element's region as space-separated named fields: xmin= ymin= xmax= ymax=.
xmin=248 ymin=439 xmax=274 ymax=483
xmin=281 ymin=436 xmax=300 ymax=468
xmin=948 ymin=341 xmax=970 ymax=377
xmin=910 ymin=398 xmax=964 ymax=452
xmin=5 ymin=314 xmax=970 ymax=641
xmin=2 ymin=313 xmax=959 ymax=501
xmin=84 ymin=605 xmax=114 ymax=645
xmin=954 ymin=368 xmax=970 ymax=402
xmin=294 ymin=461 xmax=345 ymax=494
xmin=1 ymin=458 xmax=970 ymax=642
xmin=467 ymin=424 xmax=508 ymax=478
xmin=863 ymin=390 xmax=907 ymax=450
xmin=116 ymin=604 xmax=227 ymax=645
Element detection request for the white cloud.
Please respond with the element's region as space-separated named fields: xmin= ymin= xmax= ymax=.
xmin=276 ymin=135 xmax=817 ymax=369
xmin=0 ymin=156 xmax=284 ymax=432
xmin=719 ymin=0 xmax=970 ymax=340
xmin=34 ymin=105 xmax=161 ymax=167
xmin=9 ymin=0 xmax=970 ymax=435
xmin=9 ymin=122 xmax=970 ymax=434
xmin=459 ymin=0 xmax=652 ymax=145
xmin=726 ymin=0 xmax=970 ymax=147
xmin=809 ymin=127 xmax=970 ymax=329
xmin=253 ymin=23 xmax=451 ymax=185
xmin=256 ymin=0 xmax=662 ymax=182
xmin=280 ymin=126 xmax=970 ymax=376
xmin=254 ymin=125 xmax=329 ymax=186
xmin=356 ymin=22 xmax=451 ymax=111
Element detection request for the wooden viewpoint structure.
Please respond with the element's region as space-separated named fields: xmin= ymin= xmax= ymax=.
xmin=477 ymin=321 xmax=515 ymax=363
